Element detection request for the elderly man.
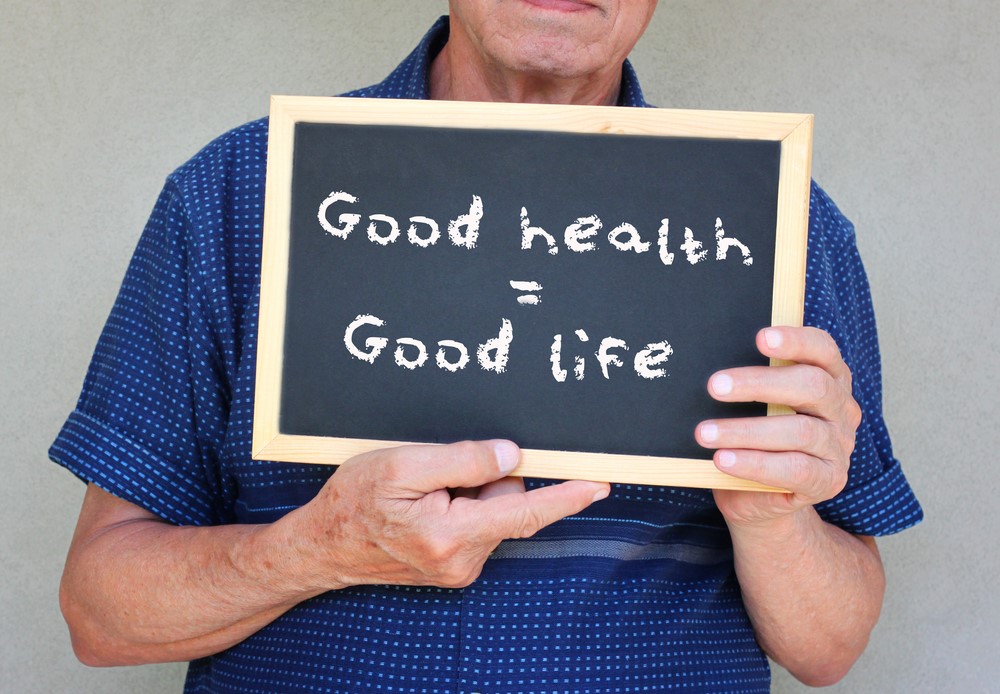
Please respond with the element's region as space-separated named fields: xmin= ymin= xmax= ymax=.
xmin=53 ymin=2 xmax=921 ymax=692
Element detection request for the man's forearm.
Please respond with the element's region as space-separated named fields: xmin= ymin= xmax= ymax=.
xmin=699 ymin=327 xmax=888 ymax=685
xmin=727 ymin=506 xmax=885 ymax=687
xmin=60 ymin=442 xmax=608 ymax=666
xmin=60 ymin=485 xmax=326 ymax=666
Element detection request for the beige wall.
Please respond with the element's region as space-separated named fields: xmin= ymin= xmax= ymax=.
xmin=3 ymin=1 xmax=995 ymax=691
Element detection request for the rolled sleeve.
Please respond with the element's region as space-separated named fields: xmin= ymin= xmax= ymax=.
xmin=806 ymin=183 xmax=923 ymax=536
xmin=49 ymin=181 xmax=225 ymax=527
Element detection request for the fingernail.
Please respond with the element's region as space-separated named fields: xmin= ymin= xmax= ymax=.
xmin=710 ymin=374 xmax=733 ymax=396
xmin=764 ymin=328 xmax=782 ymax=350
xmin=718 ymin=450 xmax=736 ymax=469
xmin=592 ymin=487 xmax=610 ymax=503
xmin=700 ymin=423 xmax=718 ymax=443
xmin=494 ymin=440 xmax=520 ymax=474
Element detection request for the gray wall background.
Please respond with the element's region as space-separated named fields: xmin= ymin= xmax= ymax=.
xmin=3 ymin=1 xmax=996 ymax=691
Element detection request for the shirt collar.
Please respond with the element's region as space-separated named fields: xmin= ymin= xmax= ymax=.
xmin=355 ymin=16 xmax=649 ymax=107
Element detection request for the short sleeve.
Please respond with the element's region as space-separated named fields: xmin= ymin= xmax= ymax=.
xmin=806 ymin=183 xmax=923 ymax=536
xmin=48 ymin=181 xmax=227 ymax=526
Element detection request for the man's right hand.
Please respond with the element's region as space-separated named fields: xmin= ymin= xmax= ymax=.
xmin=61 ymin=440 xmax=607 ymax=666
xmin=280 ymin=439 xmax=610 ymax=590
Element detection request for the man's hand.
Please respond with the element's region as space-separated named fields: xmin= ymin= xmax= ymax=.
xmin=60 ymin=440 xmax=608 ymax=666
xmin=276 ymin=440 xmax=610 ymax=591
xmin=695 ymin=326 xmax=862 ymax=527
xmin=693 ymin=325 xmax=884 ymax=686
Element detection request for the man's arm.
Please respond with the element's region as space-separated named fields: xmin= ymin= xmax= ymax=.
xmin=60 ymin=440 xmax=609 ymax=666
xmin=696 ymin=326 xmax=885 ymax=686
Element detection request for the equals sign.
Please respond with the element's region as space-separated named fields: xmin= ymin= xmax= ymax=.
xmin=509 ymin=280 xmax=543 ymax=306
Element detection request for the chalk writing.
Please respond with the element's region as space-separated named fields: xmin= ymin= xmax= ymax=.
xmin=322 ymin=191 xmax=752 ymax=383
xmin=344 ymin=315 xmax=514 ymax=374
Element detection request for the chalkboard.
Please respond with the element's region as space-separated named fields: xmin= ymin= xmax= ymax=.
xmin=254 ymin=96 xmax=813 ymax=490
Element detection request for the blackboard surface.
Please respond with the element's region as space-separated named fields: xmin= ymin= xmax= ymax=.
xmin=279 ymin=122 xmax=780 ymax=460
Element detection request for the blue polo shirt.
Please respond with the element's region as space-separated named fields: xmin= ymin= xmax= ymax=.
xmin=51 ymin=16 xmax=922 ymax=693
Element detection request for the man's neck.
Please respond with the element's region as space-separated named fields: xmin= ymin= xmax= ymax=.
xmin=428 ymin=28 xmax=622 ymax=106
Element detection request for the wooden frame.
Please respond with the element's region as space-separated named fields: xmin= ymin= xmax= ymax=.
xmin=253 ymin=95 xmax=813 ymax=491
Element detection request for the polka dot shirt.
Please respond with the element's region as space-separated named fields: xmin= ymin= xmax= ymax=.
xmin=51 ymin=16 xmax=922 ymax=694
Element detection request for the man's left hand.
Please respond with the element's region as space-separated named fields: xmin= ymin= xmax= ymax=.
xmin=696 ymin=326 xmax=862 ymax=528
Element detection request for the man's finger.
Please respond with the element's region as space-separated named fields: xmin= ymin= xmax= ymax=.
xmin=697 ymin=414 xmax=841 ymax=461
xmin=363 ymin=439 xmax=521 ymax=494
xmin=451 ymin=477 xmax=526 ymax=501
xmin=708 ymin=363 xmax=851 ymax=421
xmin=712 ymin=448 xmax=847 ymax=502
xmin=756 ymin=326 xmax=853 ymax=382
xmin=471 ymin=480 xmax=610 ymax=543
xmin=475 ymin=476 xmax=527 ymax=500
